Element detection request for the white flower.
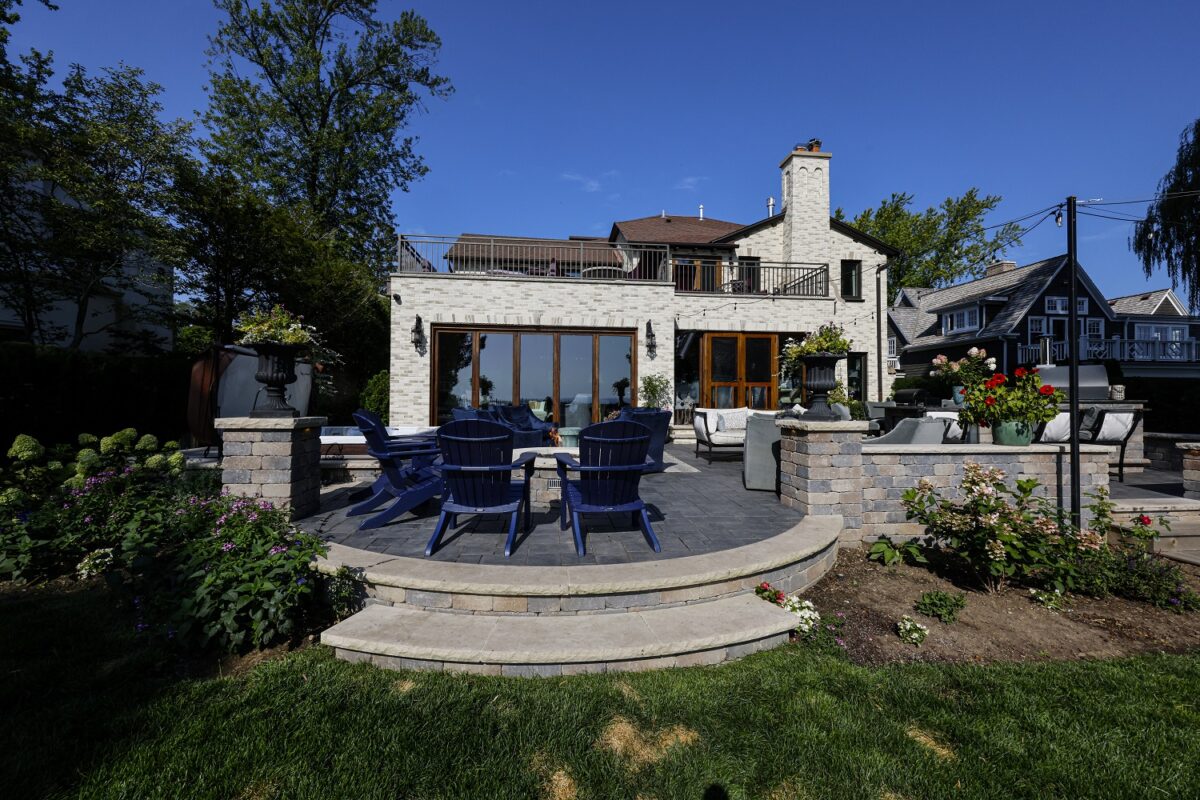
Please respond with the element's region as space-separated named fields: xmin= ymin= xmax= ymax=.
xmin=986 ymin=358 xmax=997 ymax=370
xmin=782 ymin=596 xmax=822 ymax=633
xmin=897 ymin=615 xmax=928 ymax=646
xmin=967 ymin=347 xmax=979 ymax=357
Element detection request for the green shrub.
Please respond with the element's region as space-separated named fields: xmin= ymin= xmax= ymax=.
xmin=867 ymin=534 xmax=927 ymax=567
xmin=915 ymin=590 xmax=967 ymax=624
xmin=324 ymin=566 xmax=366 ymax=621
xmin=359 ymin=369 xmax=389 ymax=423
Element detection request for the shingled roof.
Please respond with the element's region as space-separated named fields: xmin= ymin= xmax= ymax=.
xmin=1107 ymin=288 xmax=1184 ymax=316
xmin=889 ymin=255 xmax=1068 ymax=351
xmin=611 ymin=215 xmax=743 ymax=245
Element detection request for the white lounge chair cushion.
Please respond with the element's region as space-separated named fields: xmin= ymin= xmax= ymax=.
xmin=1097 ymin=412 xmax=1134 ymax=442
xmin=708 ymin=430 xmax=746 ymax=446
xmin=1039 ymin=412 xmax=1072 ymax=443
xmin=720 ymin=407 xmax=748 ymax=431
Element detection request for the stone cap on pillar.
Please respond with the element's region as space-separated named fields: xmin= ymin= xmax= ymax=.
xmin=776 ymin=419 xmax=870 ymax=433
xmin=214 ymin=416 xmax=328 ymax=431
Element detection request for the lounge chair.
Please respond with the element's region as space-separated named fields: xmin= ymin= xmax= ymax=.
xmin=867 ymin=416 xmax=948 ymax=446
xmin=425 ymin=419 xmax=536 ymax=557
xmin=1080 ymin=408 xmax=1142 ymax=483
xmin=555 ymin=420 xmax=659 ymax=557
xmin=348 ymin=410 xmax=441 ymax=531
xmin=693 ymin=407 xmax=748 ymax=462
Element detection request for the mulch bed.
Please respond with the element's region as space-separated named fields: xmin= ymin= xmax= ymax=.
xmin=805 ymin=548 xmax=1200 ymax=666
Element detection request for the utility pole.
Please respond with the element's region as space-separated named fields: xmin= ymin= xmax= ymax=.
xmin=1066 ymin=196 xmax=1082 ymax=527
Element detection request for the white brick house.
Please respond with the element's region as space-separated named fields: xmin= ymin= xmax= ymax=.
xmin=388 ymin=143 xmax=897 ymax=428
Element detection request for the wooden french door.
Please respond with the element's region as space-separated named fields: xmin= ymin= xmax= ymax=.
xmin=700 ymin=333 xmax=778 ymax=409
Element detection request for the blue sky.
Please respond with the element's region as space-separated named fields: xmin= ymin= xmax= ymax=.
xmin=9 ymin=0 xmax=1200 ymax=299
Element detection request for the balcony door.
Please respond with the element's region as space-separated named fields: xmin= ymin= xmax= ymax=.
xmin=701 ymin=333 xmax=777 ymax=409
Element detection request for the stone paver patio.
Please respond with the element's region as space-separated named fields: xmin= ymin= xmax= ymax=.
xmin=304 ymin=444 xmax=800 ymax=566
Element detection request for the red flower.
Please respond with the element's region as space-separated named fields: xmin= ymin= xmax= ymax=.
xmin=1015 ymin=367 xmax=1027 ymax=378
xmin=993 ymin=373 xmax=1007 ymax=384
xmin=984 ymin=396 xmax=996 ymax=406
xmin=1031 ymin=367 xmax=1039 ymax=374
xmin=1138 ymin=514 xmax=1152 ymax=526
xmin=959 ymin=387 xmax=967 ymax=395
xmin=1039 ymin=385 xmax=1055 ymax=396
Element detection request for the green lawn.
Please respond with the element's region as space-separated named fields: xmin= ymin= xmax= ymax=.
xmin=5 ymin=583 xmax=1200 ymax=800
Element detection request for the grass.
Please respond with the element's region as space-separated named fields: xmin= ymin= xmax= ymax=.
xmin=4 ymin=582 xmax=1200 ymax=799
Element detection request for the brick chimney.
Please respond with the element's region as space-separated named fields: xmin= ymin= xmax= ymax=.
xmin=780 ymin=141 xmax=831 ymax=265
xmin=985 ymin=260 xmax=1018 ymax=278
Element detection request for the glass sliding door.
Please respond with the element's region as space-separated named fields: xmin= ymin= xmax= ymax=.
xmin=598 ymin=335 xmax=633 ymax=418
xmin=476 ymin=332 xmax=513 ymax=409
xmin=743 ymin=335 xmax=774 ymax=409
xmin=702 ymin=332 xmax=780 ymax=410
xmin=433 ymin=331 xmax=473 ymax=424
xmin=707 ymin=335 xmax=740 ymax=407
xmin=559 ymin=334 xmax=594 ymax=428
xmin=518 ymin=333 xmax=554 ymax=423
xmin=430 ymin=327 xmax=637 ymax=425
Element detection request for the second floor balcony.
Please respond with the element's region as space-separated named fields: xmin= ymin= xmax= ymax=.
xmin=398 ymin=234 xmax=829 ymax=298
xmin=1017 ymin=337 xmax=1200 ymax=364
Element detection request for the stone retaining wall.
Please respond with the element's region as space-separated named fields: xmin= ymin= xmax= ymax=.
xmin=778 ymin=418 xmax=1112 ymax=544
xmin=1146 ymin=432 xmax=1200 ymax=472
xmin=1180 ymin=443 xmax=1200 ymax=500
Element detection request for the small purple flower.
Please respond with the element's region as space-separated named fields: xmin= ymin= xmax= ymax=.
xmin=835 ymin=612 xmax=846 ymax=619
xmin=221 ymin=541 xmax=236 ymax=552
xmin=132 ymin=596 xmax=143 ymax=608
xmin=248 ymin=512 xmax=259 ymax=522
xmin=1170 ymin=597 xmax=1181 ymax=606
xmin=83 ymin=515 xmax=93 ymax=524
xmin=295 ymin=577 xmax=307 ymax=586
xmin=835 ymin=637 xmax=846 ymax=648
xmin=63 ymin=502 xmax=71 ymax=509
xmin=269 ymin=545 xmax=287 ymax=555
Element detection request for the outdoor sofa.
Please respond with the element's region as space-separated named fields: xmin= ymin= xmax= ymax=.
xmin=693 ymin=407 xmax=749 ymax=461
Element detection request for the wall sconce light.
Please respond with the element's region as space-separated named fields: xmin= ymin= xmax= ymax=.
xmin=410 ymin=314 xmax=426 ymax=355
xmin=391 ymin=292 xmax=402 ymax=305
xmin=645 ymin=320 xmax=657 ymax=359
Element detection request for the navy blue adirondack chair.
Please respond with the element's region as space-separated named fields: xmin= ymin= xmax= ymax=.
xmin=426 ymin=419 xmax=537 ymax=558
xmin=452 ymin=406 xmax=544 ymax=448
xmin=348 ymin=410 xmax=441 ymax=531
xmin=492 ymin=403 xmax=554 ymax=443
xmin=554 ymin=420 xmax=660 ymax=557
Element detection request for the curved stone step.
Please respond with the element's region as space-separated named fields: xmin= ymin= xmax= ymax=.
xmin=322 ymin=594 xmax=798 ymax=675
xmin=316 ymin=515 xmax=840 ymax=615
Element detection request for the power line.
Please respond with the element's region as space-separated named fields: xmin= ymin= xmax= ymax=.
xmin=1086 ymin=189 xmax=1200 ymax=207
xmin=982 ymin=203 xmax=1059 ymax=231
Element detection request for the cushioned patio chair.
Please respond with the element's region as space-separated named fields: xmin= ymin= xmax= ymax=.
xmin=616 ymin=407 xmax=672 ymax=472
xmin=491 ymin=403 xmax=554 ymax=444
xmin=348 ymin=410 xmax=441 ymax=531
xmin=425 ymin=419 xmax=536 ymax=558
xmin=743 ymin=411 xmax=782 ymax=492
xmin=554 ymin=420 xmax=659 ymax=557
xmin=866 ymin=416 xmax=948 ymax=446
xmin=1080 ymin=408 xmax=1143 ymax=483
xmin=693 ymin=407 xmax=748 ymax=462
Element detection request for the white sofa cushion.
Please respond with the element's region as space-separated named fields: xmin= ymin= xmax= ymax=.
xmin=708 ymin=430 xmax=745 ymax=446
xmin=1097 ymin=411 xmax=1135 ymax=442
xmin=720 ymin=407 xmax=748 ymax=431
xmin=924 ymin=411 xmax=963 ymax=441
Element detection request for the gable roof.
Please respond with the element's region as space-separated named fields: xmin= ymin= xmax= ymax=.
xmin=611 ymin=215 xmax=742 ymax=245
xmin=1107 ymin=288 xmax=1186 ymax=316
xmin=710 ymin=209 xmax=901 ymax=257
xmin=889 ymin=255 xmax=1069 ymax=351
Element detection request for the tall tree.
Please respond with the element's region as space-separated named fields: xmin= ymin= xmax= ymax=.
xmin=205 ymin=0 xmax=451 ymax=269
xmin=837 ymin=189 xmax=1024 ymax=295
xmin=1133 ymin=119 xmax=1200 ymax=312
xmin=39 ymin=63 xmax=191 ymax=349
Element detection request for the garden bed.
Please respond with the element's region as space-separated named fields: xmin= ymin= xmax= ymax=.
xmin=806 ymin=548 xmax=1200 ymax=666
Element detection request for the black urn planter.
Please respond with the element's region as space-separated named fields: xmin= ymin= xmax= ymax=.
xmin=250 ymin=343 xmax=303 ymax=418
xmin=801 ymin=352 xmax=846 ymax=420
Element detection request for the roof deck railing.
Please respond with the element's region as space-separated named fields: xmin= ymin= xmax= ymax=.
xmin=397 ymin=234 xmax=829 ymax=297
xmin=1016 ymin=337 xmax=1200 ymax=364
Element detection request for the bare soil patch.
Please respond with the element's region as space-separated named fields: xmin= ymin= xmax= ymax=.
xmin=805 ymin=548 xmax=1200 ymax=666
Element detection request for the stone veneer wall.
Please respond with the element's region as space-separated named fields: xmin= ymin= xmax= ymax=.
xmin=1180 ymin=443 xmax=1200 ymax=500
xmin=216 ymin=416 xmax=325 ymax=519
xmin=778 ymin=418 xmax=1112 ymax=544
xmin=1146 ymin=432 xmax=1200 ymax=472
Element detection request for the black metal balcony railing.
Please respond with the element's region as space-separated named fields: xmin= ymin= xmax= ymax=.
xmin=397 ymin=235 xmax=829 ymax=298
xmin=1017 ymin=338 xmax=1200 ymax=364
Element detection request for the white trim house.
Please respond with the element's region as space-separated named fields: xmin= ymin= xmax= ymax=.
xmin=387 ymin=143 xmax=897 ymax=427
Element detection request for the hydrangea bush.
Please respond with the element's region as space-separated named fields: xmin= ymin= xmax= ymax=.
xmin=929 ymin=347 xmax=996 ymax=388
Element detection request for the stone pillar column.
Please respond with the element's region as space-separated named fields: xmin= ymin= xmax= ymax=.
xmin=215 ymin=416 xmax=326 ymax=519
xmin=1179 ymin=443 xmax=1200 ymax=501
xmin=778 ymin=419 xmax=869 ymax=544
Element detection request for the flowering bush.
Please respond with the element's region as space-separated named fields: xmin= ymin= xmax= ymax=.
xmin=929 ymin=347 xmax=996 ymax=387
xmin=897 ymin=615 xmax=928 ymax=646
xmin=756 ymin=582 xmax=823 ymax=635
xmin=903 ymin=462 xmax=1200 ymax=611
xmin=959 ymin=367 xmax=1063 ymax=429
xmin=236 ymin=304 xmax=315 ymax=346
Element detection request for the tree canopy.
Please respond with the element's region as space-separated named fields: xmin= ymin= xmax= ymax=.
xmin=836 ymin=188 xmax=1024 ymax=296
xmin=1132 ymin=118 xmax=1200 ymax=312
xmin=205 ymin=0 xmax=451 ymax=269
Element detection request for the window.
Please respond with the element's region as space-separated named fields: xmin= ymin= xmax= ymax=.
xmin=1085 ymin=318 xmax=1103 ymax=339
xmin=1045 ymin=296 xmax=1069 ymax=314
xmin=840 ymin=260 xmax=862 ymax=300
xmin=942 ymin=307 xmax=979 ymax=334
xmin=1077 ymin=297 xmax=1089 ymax=314
xmin=1028 ymin=316 xmax=1047 ymax=343
xmin=847 ymin=353 xmax=867 ymax=401
xmin=887 ymin=337 xmax=897 ymax=357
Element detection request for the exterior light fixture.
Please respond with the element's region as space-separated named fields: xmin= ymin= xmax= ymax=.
xmin=410 ymin=314 xmax=426 ymax=355
xmin=391 ymin=292 xmax=402 ymax=305
xmin=646 ymin=320 xmax=657 ymax=359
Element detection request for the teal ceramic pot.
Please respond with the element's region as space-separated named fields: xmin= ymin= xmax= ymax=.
xmin=952 ymin=385 xmax=966 ymax=407
xmin=992 ymin=420 xmax=1034 ymax=446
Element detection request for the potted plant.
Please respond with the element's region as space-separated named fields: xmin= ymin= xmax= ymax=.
xmin=236 ymin=305 xmax=316 ymax=418
xmin=959 ymin=367 xmax=1064 ymax=446
xmin=930 ymin=348 xmax=996 ymax=406
xmin=782 ymin=323 xmax=852 ymax=419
